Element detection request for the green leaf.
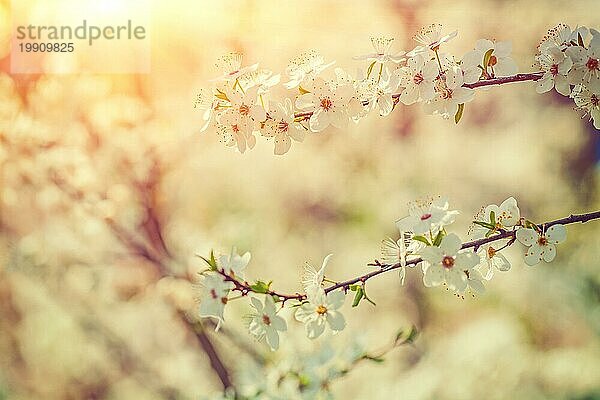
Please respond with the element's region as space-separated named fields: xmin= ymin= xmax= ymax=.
xmin=349 ymin=284 xmax=361 ymax=291
xmin=489 ymin=210 xmax=496 ymax=224
xmin=298 ymin=86 xmax=310 ymax=95
xmin=199 ymin=250 xmax=218 ymax=271
xmin=394 ymin=325 xmax=419 ymax=346
xmin=454 ymin=103 xmax=465 ymax=124
xmin=412 ymin=235 xmax=431 ymax=246
xmin=249 ymin=280 xmax=272 ymax=294
xmin=352 ymin=287 xmax=364 ymax=307
xmin=483 ymin=48 xmax=495 ymax=68
xmin=363 ymin=355 xmax=385 ymax=363
xmin=366 ymin=61 xmax=377 ymax=78
xmin=473 ymin=221 xmax=495 ymax=230
xmin=432 ymin=230 xmax=445 ymax=247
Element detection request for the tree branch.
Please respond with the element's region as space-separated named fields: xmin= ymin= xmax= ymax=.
xmin=216 ymin=210 xmax=600 ymax=302
xmin=293 ymin=71 xmax=545 ymax=120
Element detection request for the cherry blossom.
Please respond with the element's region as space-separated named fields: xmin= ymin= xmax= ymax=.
xmin=410 ymin=24 xmax=458 ymax=55
xmin=476 ymin=243 xmax=511 ymax=280
xmin=199 ymin=274 xmax=234 ymax=330
xmin=284 ymin=50 xmax=335 ymax=89
xmin=353 ymin=36 xmax=406 ymax=65
xmin=262 ymin=99 xmax=305 ymax=155
xmin=295 ymin=288 xmax=346 ymax=339
xmin=301 ymin=254 xmax=333 ymax=297
xmin=219 ymin=248 xmax=251 ymax=277
xmin=397 ymin=54 xmax=438 ymax=105
xmin=210 ymin=52 xmax=259 ymax=82
xmin=535 ymin=45 xmax=573 ymax=96
xmin=423 ymin=66 xmax=474 ymax=118
xmin=420 ymin=233 xmax=479 ymax=293
xmin=248 ymin=296 xmax=287 ymax=351
xmin=566 ymin=31 xmax=600 ymax=90
xmin=571 ymin=84 xmax=600 ymax=129
xmin=516 ymin=224 xmax=567 ymax=266
xmin=396 ymin=196 xmax=459 ymax=235
xmin=473 ymin=39 xmax=518 ymax=77
xmin=295 ymin=77 xmax=354 ymax=132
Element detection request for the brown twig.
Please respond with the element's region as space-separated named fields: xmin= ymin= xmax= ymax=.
xmin=216 ymin=210 xmax=600 ymax=302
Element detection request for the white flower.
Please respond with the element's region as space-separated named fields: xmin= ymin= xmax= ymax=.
xmin=248 ymin=296 xmax=287 ymax=351
xmin=539 ymin=24 xmax=590 ymax=52
xmin=460 ymin=268 xmax=486 ymax=296
xmin=285 ymin=50 xmax=335 ymax=89
xmin=424 ymin=66 xmax=474 ymax=118
xmin=210 ymin=53 xmax=259 ymax=82
xmin=380 ymin=233 xmax=425 ymax=284
xmin=262 ymin=99 xmax=305 ymax=155
xmin=216 ymin=87 xmax=266 ymax=153
xmin=421 ymin=233 xmax=479 ymax=293
xmin=239 ymin=69 xmax=281 ymax=94
xmin=295 ymin=78 xmax=354 ymax=132
xmin=397 ymin=55 xmax=438 ymax=104
xmin=366 ymin=73 xmax=400 ymax=116
xmin=516 ymin=224 xmax=567 ymax=266
xmin=474 ymin=39 xmax=518 ymax=77
xmin=535 ymin=45 xmax=573 ymax=96
xmin=396 ymin=196 xmax=459 ymax=236
xmin=193 ymin=89 xmax=217 ymax=133
xmin=295 ymin=288 xmax=346 ymax=339
xmin=218 ymin=248 xmax=251 ymax=277
xmin=410 ymin=24 xmax=458 ymax=55
xmin=301 ymin=254 xmax=333 ymax=297
xmin=353 ymin=36 xmax=406 ymax=65
xmin=460 ymin=51 xmax=483 ymax=84
xmin=570 ymin=84 xmax=600 ymax=129
xmin=471 ymin=197 xmax=521 ymax=238
xmin=566 ymin=31 xmax=600 ymax=90
xmin=199 ymin=274 xmax=234 ymax=330
xmin=476 ymin=243 xmax=511 ymax=280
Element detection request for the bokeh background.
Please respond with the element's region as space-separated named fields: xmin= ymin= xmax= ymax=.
xmin=1 ymin=0 xmax=600 ymax=399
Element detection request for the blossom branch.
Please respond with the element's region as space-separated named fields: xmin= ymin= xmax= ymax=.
xmin=213 ymin=210 xmax=600 ymax=303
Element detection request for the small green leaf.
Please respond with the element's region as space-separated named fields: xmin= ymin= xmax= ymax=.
xmin=473 ymin=221 xmax=495 ymax=230
xmin=366 ymin=61 xmax=377 ymax=79
xmin=199 ymin=250 xmax=218 ymax=271
xmin=489 ymin=210 xmax=496 ymax=224
xmin=454 ymin=103 xmax=465 ymax=124
xmin=352 ymin=287 xmax=364 ymax=307
xmin=298 ymin=86 xmax=310 ymax=95
xmin=363 ymin=355 xmax=385 ymax=363
xmin=249 ymin=280 xmax=272 ymax=294
xmin=395 ymin=325 xmax=419 ymax=346
xmin=412 ymin=235 xmax=431 ymax=246
xmin=432 ymin=230 xmax=445 ymax=247
xmin=349 ymin=284 xmax=361 ymax=291
xmin=483 ymin=48 xmax=495 ymax=69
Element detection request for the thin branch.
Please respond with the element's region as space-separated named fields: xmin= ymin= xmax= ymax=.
xmin=216 ymin=210 xmax=600 ymax=302
xmin=293 ymin=71 xmax=545 ymax=120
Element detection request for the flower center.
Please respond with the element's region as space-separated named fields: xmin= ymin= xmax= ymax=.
xmin=320 ymin=97 xmax=333 ymax=111
xmin=421 ymin=213 xmax=432 ymax=221
xmin=262 ymin=314 xmax=271 ymax=325
xmin=586 ymin=57 xmax=599 ymax=71
xmin=210 ymin=289 xmax=218 ymax=299
xmin=487 ymin=246 xmax=497 ymax=259
xmin=232 ymin=124 xmax=240 ymax=133
xmin=591 ymin=94 xmax=599 ymax=106
xmin=549 ymin=64 xmax=559 ymax=76
xmin=316 ymin=305 xmax=328 ymax=315
xmin=441 ymin=88 xmax=453 ymax=100
xmin=488 ymin=55 xmax=498 ymax=66
xmin=221 ymin=297 xmax=228 ymax=305
xmin=442 ymin=255 xmax=455 ymax=269
xmin=239 ymin=104 xmax=250 ymax=116
xmin=277 ymin=120 xmax=289 ymax=133
xmin=413 ymin=73 xmax=424 ymax=84
xmin=537 ymin=236 xmax=548 ymax=246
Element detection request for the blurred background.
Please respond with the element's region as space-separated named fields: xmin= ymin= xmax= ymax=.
xmin=1 ymin=0 xmax=600 ymax=399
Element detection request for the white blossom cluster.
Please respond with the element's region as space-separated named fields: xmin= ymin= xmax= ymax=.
xmin=195 ymin=23 xmax=599 ymax=155
xmin=534 ymin=24 xmax=600 ymax=129
xmin=197 ymin=196 xmax=573 ymax=351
